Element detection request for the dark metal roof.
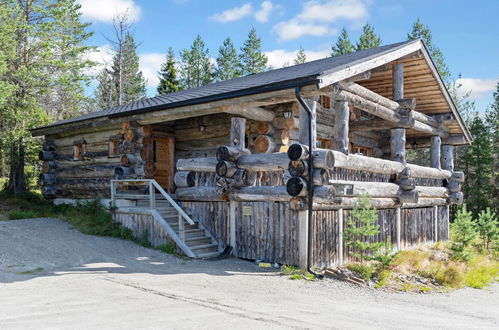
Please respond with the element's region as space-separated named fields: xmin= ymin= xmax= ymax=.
xmin=35 ymin=40 xmax=416 ymax=131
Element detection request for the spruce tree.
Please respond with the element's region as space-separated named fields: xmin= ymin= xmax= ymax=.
xmin=356 ymin=23 xmax=381 ymax=51
xmin=240 ymin=28 xmax=268 ymax=75
xmin=294 ymin=46 xmax=307 ymax=65
xmin=407 ymin=18 xmax=451 ymax=85
xmin=95 ymin=69 xmax=115 ymax=109
xmin=157 ymin=48 xmax=180 ymax=95
xmin=112 ymin=33 xmax=147 ymax=104
xmin=331 ymin=28 xmax=354 ymax=56
xmin=490 ymin=83 xmax=499 ymax=207
xmin=343 ymin=196 xmax=383 ymax=263
xmin=460 ymin=111 xmax=495 ymax=215
xmin=179 ymin=35 xmax=213 ymax=89
xmin=214 ymin=38 xmax=241 ymax=81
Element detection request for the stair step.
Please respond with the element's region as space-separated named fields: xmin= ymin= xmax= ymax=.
xmin=185 ymin=238 xmax=212 ymax=246
xmin=189 ymin=243 xmax=218 ymax=250
xmin=196 ymin=251 xmax=220 ymax=258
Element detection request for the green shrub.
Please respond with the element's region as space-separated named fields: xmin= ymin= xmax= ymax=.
xmin=450 ymin=205 xmax=478 ymax=261
xmin=464 ymin=256 xmax=499 ymax=288
xmin=343 ymin=195 xmax=383 ymax=263
xmin=375 ymin=269 xmax=392 ymax=288
xmin=347 ymin=262 xmax=375 ymax=281
xmin=435 ymin=264 xmax=465 ymax=287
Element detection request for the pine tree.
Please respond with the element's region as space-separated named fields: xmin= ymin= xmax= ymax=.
xmin=407 ymin=18 xmax=451 ymax=85
xmin=294 ymin=46 xmax=307 ymax=65
xmin=343 ymin=196 xmax=384 ymax=263
xmin=356 ymin=23 xmax=381 ymax=51
xmin=214 ymin=38 xmax=241 ymax=81
xmin=0 ymin=0 xmax=93 ymax=193
xmin=179 ymin=35 xmax=213 ymax=89
xmin=240 ymin=28 xmax=268 ymax=75
xmin=331 ymin=28 xmax=354 ymax=56
xmin=157 ymin=48 xmax=180 ymax=95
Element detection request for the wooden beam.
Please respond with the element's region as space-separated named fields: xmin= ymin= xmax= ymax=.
xmin=230 ymin=117 xmax=246 ymax=150
xmin=224 ymin=105 xmax=275 ymax=122
xmin=298 ymin=98 xmax=318 ymax=148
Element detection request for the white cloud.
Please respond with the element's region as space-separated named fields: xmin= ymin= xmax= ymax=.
xmin=139 ymin=53 xmax=165 ymax=88
xmin=265 ymin=48 xmax=330 ymax=68
xmin=210 ymin=3 xmax=253 ymax=23
xmin=85 ymin=44 xmax=114 ymax=76
xmin=255 ymin=1 xmax=274 ymax=22
xmin=273 ymin=0 xmax=368 ymax=41
xmin=455 ymin=78 xmax=498 ymax=100
xmin=273 ymin=20 xmax=335 ymax=41
xmin=78 ymin=0 xmax=141 ymax=23
xmin=298 ymin=0 xmax=368 ymax=23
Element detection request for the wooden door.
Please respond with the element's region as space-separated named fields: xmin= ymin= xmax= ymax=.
xmin=153 ymin=136 xmax=175 ymax=193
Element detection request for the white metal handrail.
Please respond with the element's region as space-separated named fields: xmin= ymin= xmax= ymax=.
xmin=111 ymin=179 xmax=196 ymax=227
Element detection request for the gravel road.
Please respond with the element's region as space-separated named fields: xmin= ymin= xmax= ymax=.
xmin=0 ymin=218 xmax=497 ymax=329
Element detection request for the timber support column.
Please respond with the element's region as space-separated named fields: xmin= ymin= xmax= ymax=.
xmin=430 ymin=136 xmax=441 ymax=169
xmin=441 ymin=145 xmax=454 ymax=172
xmin=298 ymin=98 xmax=318 ymax=147
xmin=392 ymin=63 xmax=406 ymax=236
xmin=333 ymin=101 xmax=350 ymax=154
xmin=298 ymin=210 xmax=308 ymax=269
xmin=228 ymin=117 xmax=247 ymax=254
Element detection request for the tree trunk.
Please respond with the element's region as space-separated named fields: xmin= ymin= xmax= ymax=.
xmin=8 ymin=138 xmax=26 ymax=194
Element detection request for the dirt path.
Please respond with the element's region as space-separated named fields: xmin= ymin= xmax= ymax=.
xmin=0 ymin=218 xmax=497 ymax=329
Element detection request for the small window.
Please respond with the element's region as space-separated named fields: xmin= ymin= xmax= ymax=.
xmin=108 ymin=140 xmax=118 ymax=157
xmin=317 ymin=138 xmax=333 ymax=149
xmin=73 ymin=143 xmax=85 ymax=160
xmin=320 ymin=95 xmax=331 ymax=109
xmin=352 ymin=145 xmax=372 ymax=157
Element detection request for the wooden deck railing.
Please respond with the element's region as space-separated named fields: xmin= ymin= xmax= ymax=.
xmin=111 ymin=179 xmax=195 ymax=241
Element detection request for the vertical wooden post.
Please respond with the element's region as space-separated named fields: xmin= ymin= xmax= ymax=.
xmin=430 ymin=136 xmax=441 ymax=169
xmin=333 ymin=101 xmax=349 ymax=154
xmin=393 ymin=63 xmax=404 ymax=101
xmin=229 ymin=201 xmax=236 ymax=254
xmin=228 ymin=117 xmax=246 ymax=254
xmin=149 ymin=181 xmax=155 ymax=209
xmin=433 ymin=205 xmax=438 ymax=242
xmin=230 ymin=117 xmax=246 ymax=149
xmin=338 ymin=208 xmax=344 ymax=265
xmin=441 ymin=145 xmax=454 ymax=171
xmin=396 ymin=207 xmax=401 ymax=250
xmin=298 ymin=98 xmax=317 ymax=149
xmin=446 ymin=205 xmax=450 ymax=240
xmin=390 ymin=128 xmax=406 ymax=164
xmin=391 ymin=63 xmax=406 ymax=164
xmin=298 ymin=210 xmax=308 ymax=269
xmin=110 ymin=181 xmax=116 ymax=207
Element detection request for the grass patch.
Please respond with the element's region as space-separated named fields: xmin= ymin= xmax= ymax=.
xmin=17 ymin=267 xmax=44 ymax=275
xmin=374 ymin=269 xmax=392 ymax=288
xmin=281 ymin=265 xmax=316 ymax=281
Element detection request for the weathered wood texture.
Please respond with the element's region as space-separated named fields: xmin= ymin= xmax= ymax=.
xmin=310 ymin=205 xmax=448 ymax=268
xmin=113 ymin=210 xmax=177 ymax=247
xmin=180 ymin=201 xmax=230 ymax=251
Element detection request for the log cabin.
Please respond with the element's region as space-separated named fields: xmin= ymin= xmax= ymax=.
xmin=31 ymin=39 xmax=471 ymax=268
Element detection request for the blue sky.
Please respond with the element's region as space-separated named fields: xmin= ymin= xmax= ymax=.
xmin=80 ymin=0 xmax=499 ymax=111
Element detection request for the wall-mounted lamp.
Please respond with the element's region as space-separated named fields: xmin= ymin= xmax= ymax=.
xmin=283 ymin=109 xmax=293 ymax=118
xmin=198 ymin=124 xmax=206 ymax=133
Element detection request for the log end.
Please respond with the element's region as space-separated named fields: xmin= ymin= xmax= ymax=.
xmin=287 ymin=143 xmax=308 ymax=161
xmin=286 ymin=177 xmax=308 ymax=197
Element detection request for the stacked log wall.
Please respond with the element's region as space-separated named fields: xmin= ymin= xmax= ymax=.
xmin=41 ymin=122 xmax=151 ymax=199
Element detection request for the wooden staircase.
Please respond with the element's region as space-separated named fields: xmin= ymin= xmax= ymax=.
xmin=112 ymin=180 xmax=220 ymax=258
